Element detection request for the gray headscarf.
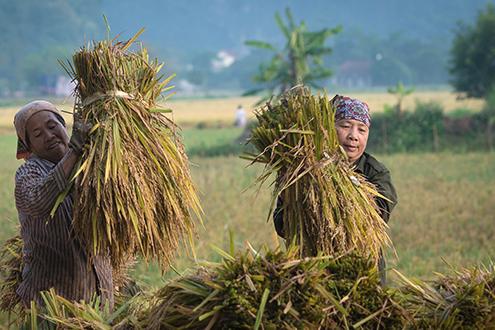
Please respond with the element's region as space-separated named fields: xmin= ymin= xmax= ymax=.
xmin=14 ymin=100 xmax=66 ymax=159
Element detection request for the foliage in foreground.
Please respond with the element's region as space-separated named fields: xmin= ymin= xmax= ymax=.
xmin=0 ymin=235 xmax=24 ymax=325
xmin=137 ymin=246 xmax=406 ymax=329
xmin=25 ymin=288 xmax=142 ymax=330
xmin=9 ymin=246 xmax=404 ymax=329
xmin=397 ymin=264 xmax=495 ymax=329
xmin=0 ymin=234 xmax=139 ymax=328
xmin=7 ymin=245 xmax=495 ymax=329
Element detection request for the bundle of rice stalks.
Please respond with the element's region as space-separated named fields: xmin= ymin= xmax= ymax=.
xmin=112 ymin=254 xmax=140 ymax=311
xmin=139 ymin=246 xmax=407 ymax=329
xmin=59 ymin=29 xmax=201 ymax=269
xmin=395 ymin=265 xmax=495 ymax=329
xmin=25 ymin=288 xmax=138 ymax=329
xmin=0 ymin=235 xmax=24 ymax=319
xmin=245 ymin=86 xmax=391 ymax=261
xmin=112 ymin=255 xmax=137 ymax=293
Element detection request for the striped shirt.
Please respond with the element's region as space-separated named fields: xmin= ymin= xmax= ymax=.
xmin=14 ymin=155 xmax=113 ymax=309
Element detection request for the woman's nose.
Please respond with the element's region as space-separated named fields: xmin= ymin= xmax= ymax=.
xmin=44 ymin=129 xmax=56 ymax=141
xmin=348 ymin=129 xmax=358 ymax=141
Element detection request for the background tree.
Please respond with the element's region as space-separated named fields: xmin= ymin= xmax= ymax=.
xmin=387 ymin=81 xmax=415 ymax=115
xmin=245 ymin=8 xmax=341 ymax=101
xmin=0 ymin=0 xmax=101 ymax=95
xmin=450 ymin=4 xmax=495 ymax=98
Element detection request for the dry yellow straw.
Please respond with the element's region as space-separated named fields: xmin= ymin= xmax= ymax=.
xmin=59 ymin=29 xmax=202 ymax=269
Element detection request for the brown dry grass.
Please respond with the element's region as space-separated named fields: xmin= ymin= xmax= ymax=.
xmin=0 ymin=91 xmax=484 ymax=133
xmin=345 ymin=90 xmax=484 ymax=114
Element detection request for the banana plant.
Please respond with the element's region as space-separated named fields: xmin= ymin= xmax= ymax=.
xmin=245 ymin=7 xmax=341 ymax=104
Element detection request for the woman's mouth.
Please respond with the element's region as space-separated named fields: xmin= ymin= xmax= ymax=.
xmin=47 ymin=141 xmax=60 ymax=150
xmin=344 ymin=145 xmax=358 ymax=152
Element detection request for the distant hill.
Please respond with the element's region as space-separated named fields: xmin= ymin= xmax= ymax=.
xmin=99 ymin=0 xmax=494 ymax=90
xmin=102 ymin=0 xmax=493 ymax=52
xmin=1 ymin=0 xmax=493 ymax=94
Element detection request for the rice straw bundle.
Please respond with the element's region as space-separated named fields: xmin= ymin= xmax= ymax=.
xmin=0 ymin=235 xmax=24 ymax=319
xmin=139 ymin=246 xmax=406 ymax=329
xmin=29 ymin=288 xmax=132 ymax=329
xmin=112 ymin=255 xmax=137 ymax=295
xmin=395 ymin=265 xmax=495 ymax=329
xmin=245 ymin=86 xmax=391 ymax=262
xmin=59 ymin=30 xmax=201 ymax=269
xmin=30 ymin=282 xmax=154 ymax=329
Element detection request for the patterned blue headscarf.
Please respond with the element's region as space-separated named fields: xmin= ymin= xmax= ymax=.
xmin=332 ymin=95 xmax=371 ymax=127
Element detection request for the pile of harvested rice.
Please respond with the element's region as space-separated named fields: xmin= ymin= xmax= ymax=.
xmin=137 ymin=246 xmax=407 ymax=329
xmin=17 ymin=246 xmax=495 ymax=328
xmin=396 ymin=264 xmax=495 ymax=329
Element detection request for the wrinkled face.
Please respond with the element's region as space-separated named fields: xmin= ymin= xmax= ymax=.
xmin=335 ymin=119 xmax=369 ymax=163
xmin=26 ymin=111 xmax=69 ymax=163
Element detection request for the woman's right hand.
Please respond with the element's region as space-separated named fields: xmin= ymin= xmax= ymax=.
xmin=69 ymin=112 xmax=91 ymax=155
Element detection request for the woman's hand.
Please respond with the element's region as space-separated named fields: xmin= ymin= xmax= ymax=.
xmin=69 ymin=112 xmax=91 ymax=155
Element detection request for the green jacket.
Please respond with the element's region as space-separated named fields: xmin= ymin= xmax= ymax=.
xmin=273 ymin=152 xmax=397 ymax=237
xmin=354 ymin=152 xmax=397 ymax=223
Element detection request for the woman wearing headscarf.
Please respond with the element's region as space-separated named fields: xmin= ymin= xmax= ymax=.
xmin=273 ymin=95 xmax=397 ymax=285
xmin=13 ymin=100 xmax=113 ymax=309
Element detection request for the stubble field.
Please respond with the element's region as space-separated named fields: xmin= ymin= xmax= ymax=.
xmin=0 ymin=90 xmax=484 ymax=130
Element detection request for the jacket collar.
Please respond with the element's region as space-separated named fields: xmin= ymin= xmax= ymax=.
xmin=354 ymin=152 xmax=368 ymax=174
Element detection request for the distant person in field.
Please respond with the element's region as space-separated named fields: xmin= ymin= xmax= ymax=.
xmin=273 ymin=95 xmax=397 ymax=285
xmin=13 ymin=100 xmax=113 ymax=309
xmin=234 ymin=104 xmax=247 ymax=128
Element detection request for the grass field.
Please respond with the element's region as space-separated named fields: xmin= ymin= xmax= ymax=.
xmin=0 ymin=126 xmax=493 ymax=290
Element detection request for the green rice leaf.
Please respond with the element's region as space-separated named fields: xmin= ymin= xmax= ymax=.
xmin=254 ymin=288 xmax=270 ymax=330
